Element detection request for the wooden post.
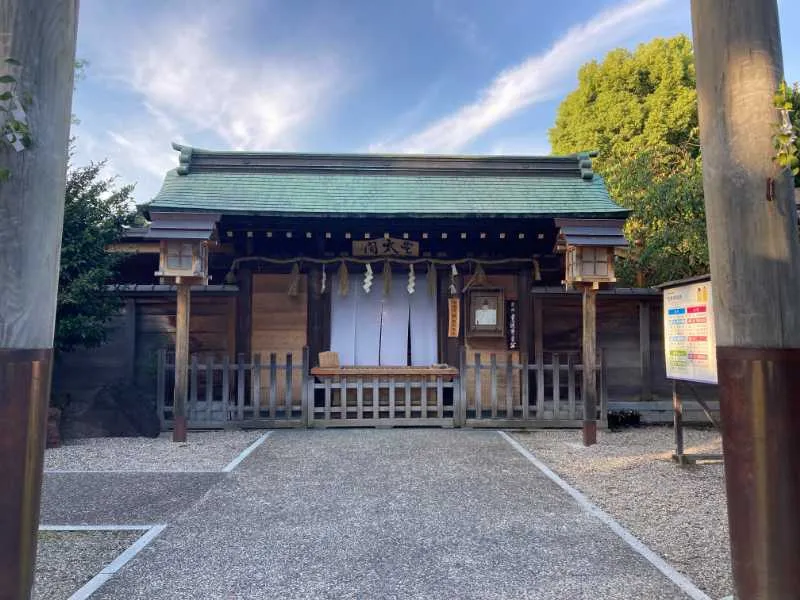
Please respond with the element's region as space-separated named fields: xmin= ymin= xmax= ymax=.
xmin=581 ymin=286 xmax=597 ymax=446
xmin=672 ymin=380 xmax=685 ymax=465
xmin=691 ymin=1 xmax=800 ymax=596
xmin=173 ymin=283 xmax=191 ymax=441
xmin=0 ymin=2 xmax=78 ymax=598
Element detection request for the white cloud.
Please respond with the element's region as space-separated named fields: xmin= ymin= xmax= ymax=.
xmin=129 ymin=21 xmax=341 ymax=151
xmin=107 ymin=130 xmax=179 ymax=179
xmin=376 ymin=0 xmax=677 ymax=153
xmin=71 ymin=3 xmax=348 ymax=203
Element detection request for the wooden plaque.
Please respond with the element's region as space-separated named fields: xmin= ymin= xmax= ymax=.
xmin=448 ymin=297 xmax=460 ymax=337
xmin=352 ymin=237 xmax=419 ymax=257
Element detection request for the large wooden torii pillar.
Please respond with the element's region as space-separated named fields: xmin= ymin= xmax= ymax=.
xmin=691 ymin=1 xmax=800 ymax=597
xmin=0 ymin=2 xmax=79 ymax=598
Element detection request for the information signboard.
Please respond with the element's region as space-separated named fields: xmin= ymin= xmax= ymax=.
xmin=662 ymin=278 xmax=718 ymax=384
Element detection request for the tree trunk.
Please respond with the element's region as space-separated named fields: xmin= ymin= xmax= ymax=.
xmin=0 ymin=1 xmax=79 ymax=598
xmin=691 ymin=1 xmax=800 ymax=597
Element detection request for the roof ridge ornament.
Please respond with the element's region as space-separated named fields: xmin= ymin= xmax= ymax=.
xmin=173 ymin=142 xmax=193 ymax=175
xmin=577 ymin=151 xmax=595 ymax=181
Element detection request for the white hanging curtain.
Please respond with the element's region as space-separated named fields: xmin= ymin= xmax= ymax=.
xmin=354 ymin=275 xmax=383 ymax=365
xmin=379 ymin=273 xmax=410 ymax=366
xmin=409 ymin=278 xmax=438 ymax=366
xmin=330 ymin=274 xmax=357 ymax=365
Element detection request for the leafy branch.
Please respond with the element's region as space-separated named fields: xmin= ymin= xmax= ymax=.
xmin=773 ymin=80 xmax=800 ymax=179
xmin=0 ymin=57 xmax=32 ymax=182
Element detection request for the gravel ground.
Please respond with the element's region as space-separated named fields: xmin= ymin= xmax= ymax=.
xmin=94 ymin=429 xmax=690 ymax=600
xmin=33 ymin=530 xmax=141 ymax=600
xmin=45 ymin=430 xmax=264 ymax=472
xmin=512 ymin=426 xmax=730 ymax=599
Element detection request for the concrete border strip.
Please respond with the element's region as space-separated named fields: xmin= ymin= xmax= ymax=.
xmin=497 ymin=431 xmax=712 ymax=600
xmin=38 ymin=524 xmax=166 ymax=600
xmin=40 ymin=524 xmax=157 ymax=531
xmin=222 ymin=430 xmax=273 ymax=472
xmin=44 ymin=470 xmax=219 ymax=474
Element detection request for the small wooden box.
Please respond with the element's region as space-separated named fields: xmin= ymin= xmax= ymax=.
xmin=318 ymin=351 xmax=340 ymax=368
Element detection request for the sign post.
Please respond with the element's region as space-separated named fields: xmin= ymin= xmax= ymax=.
xmin=659 ymin=275 xmax=720 ymax=464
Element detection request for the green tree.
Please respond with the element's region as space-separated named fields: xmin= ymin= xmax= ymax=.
xmin=549 ymin=35 xmax=707 ymax=285
xmin=55 ymin=161 xmax=135 ymax=351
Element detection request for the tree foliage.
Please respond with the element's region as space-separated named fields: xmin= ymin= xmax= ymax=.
xmin=549 ymin=35 xmax=707 ymax=285
xmin=773 ymin=80 xmax=800 ymax=186
xmin=55 ymin=161 xmax=135 ymax=351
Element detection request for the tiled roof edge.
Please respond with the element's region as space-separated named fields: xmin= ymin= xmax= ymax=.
xmin=171 ymin=142 xmax=599 ymax=179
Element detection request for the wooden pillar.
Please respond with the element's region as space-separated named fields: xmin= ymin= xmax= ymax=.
xmin=638 ymin=301 xmax=652 ymax=401
xmin=581 ymin=286 xmax=597 ymax=446
xmin=518 ymin=267 xmax=532 ymax=355
xmin=532 ymin=295 xmax=544 ymax=414
xmin=691 ymin=1 xmax=800 ymax=596
xmin=0 ymin=2 xmax=79 ymax=598
xmin=173 ymin=283 xmax=191 ymax=442
xmin=235 ymin=267 xmax=252 ymax=358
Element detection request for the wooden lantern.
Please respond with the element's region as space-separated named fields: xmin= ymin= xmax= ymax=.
xmin=155 ymin=239 xmax=209 ymax=283
xmin=564 ymin=245 xmax=616 ymax=286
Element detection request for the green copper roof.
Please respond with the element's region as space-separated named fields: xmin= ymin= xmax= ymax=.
xmin=149 ymin=145 xmax=628 ymax=219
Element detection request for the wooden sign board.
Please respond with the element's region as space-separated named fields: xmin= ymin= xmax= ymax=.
xmin=662 ymin=278 xmax=717 ymax=384
xmin=448 ymin=297 xmax=460 ymax=337
xmin=352 ymin=237 xmax=419 ymax=257
xmin=506 ymin=300 xmax=518 ymax=350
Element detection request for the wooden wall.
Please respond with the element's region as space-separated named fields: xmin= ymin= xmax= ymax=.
xmin=134 ymin=296 xmax=236 ymax=393
xmin=251 ymin=273 xmax=308 ymax=360
xmin=251 ymin=273 xmax=308 ymax=397
xmin=52 ymin=301 xmax=136 ymax=406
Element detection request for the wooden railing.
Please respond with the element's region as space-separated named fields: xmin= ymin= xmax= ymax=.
xmin=157 ymin=348 xmax=309 ymax=428
xmin=308 ymin=367 xmax=458 ymax=427
xmin=458 ymin=349 xmax=607 ymax=427
xmin=155 ymin=347 xmax=606 ymax=429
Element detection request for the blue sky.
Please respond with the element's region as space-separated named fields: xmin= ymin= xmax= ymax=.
xmin=71 ymin=0 xmax=800 ymax=204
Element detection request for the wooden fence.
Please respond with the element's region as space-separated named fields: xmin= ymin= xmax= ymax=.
xmin=157 ymin=348 xmax=309 ymax=429
xmin=156 ymin=347 xmax=606 ymax=429
xmin=460 ymin=350 xmax=607 ymax=428
xmin=308 ymin=373 xmax=458 ymax=427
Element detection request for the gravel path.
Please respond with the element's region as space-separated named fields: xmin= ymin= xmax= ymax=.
xmin=45 ymin=430 xmax=263 ymax=472
xmin=33 ymin=530 xmax=141 ymax=600
xmin=512 ymin=427 xmax=731 ymax=599
xmin=41 ymin=473 xmax=223 ymax=525
xmin=94 ymin=429 xmax=691 ymax=600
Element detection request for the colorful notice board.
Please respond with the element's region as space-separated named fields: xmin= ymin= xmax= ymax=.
xmin=663 ymin=278 xmax=718 ymax=384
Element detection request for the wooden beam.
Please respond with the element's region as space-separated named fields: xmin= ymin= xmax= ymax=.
xmin=581 ymin=286 xmax=597 ymax=446
xmin=691 ymin=1 xmax=800 ymax=596
xmin=173 ymin=283 xmax=190 ymax=442
xmin=639 ymin=301 xmax=652 ymax=401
